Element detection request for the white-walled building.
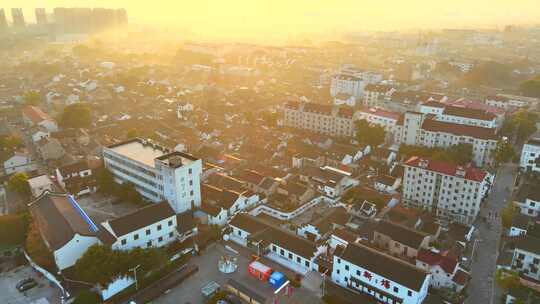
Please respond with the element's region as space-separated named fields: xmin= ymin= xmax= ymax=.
xmin=354 ymin=107 xmax=401 ymax=133
xmin=28 ymin=192 xmax=100 ymax=271
xmin=103 ymin=139 xmax=202 ymax=213
xmin=395 ymin=113 xmax=499 ymax=167
xmin=332 ymin=242 xmax=430 ymax=304
xmin=55 ymin=161 xmax=96 ymax=197
xmin=283 ymin=102 xmax=355 ymax=137
xmin=333 ymin=94 xmax=357 ymax=107
xmin=510 ymin=236 xmax=540 ymax=282
xmin=22 ymin=106 xmax=58 ymax=132
xmin=98 ymin=202 xmax=180 ymax=250
xmin=418 ymin=102 xmax=498 ymax=129
xmin=520 ymin=138 xmax=540 ymax=173
xmin=514 ymin=185 xmax=540 ymax=218
xmin=28 ymin=175 xmax=54 ymax=198
xmin=330 ymin=74 xmax=364 ymax=98
xmin=30 ymin=126 xmax=50 ymax=143
xmin=200 ymin=184 xmax=259 ymax=226
xmin=3 ymin=151 xmax=36 ymax=175
xmin=416 ymin=249 xmax=469 ymax=292
xmin=363 ymin=84 xmax=396 ymax=107
xmin=402 ymin=157 xmax=491 ymax=225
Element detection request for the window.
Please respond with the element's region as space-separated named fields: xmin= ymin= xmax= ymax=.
xmin=157 ymin=224 xmax=162 ymax=231
xmin=393 ymin=287 xmax=399 ymax=293
xmin=297 ymin=257 xmax=301 ymax=263
xmin=169 ymin=232 xmax=174 ymax=238
xmin=280 ymin=249 xmax=285 ymax=256
xmin=407 ymin=290 xmax=412 ymax=297
xmin=305 ymin=261 xmax=309 ymax=267
xmin=134 ymin=234 xmax=139 ymax=240
xmin=188 ymin=168 xmax=192 ymax=174
xmin=121 ymin=239 xmax=126 ymax=245
xmin=146 ymin=229 xmax=151 ymax=235
xmin=190 ymin=190 xmax=194 ymax=196
xmin=147 ymin=241 xmax=152 ymax=247
xmin=158 ymin=236 xmax=163 ymax=242
xmin=272 ymin=245 xmax=277 ymax=252
xmin=345 ymin=265 xmax=349 ymax=271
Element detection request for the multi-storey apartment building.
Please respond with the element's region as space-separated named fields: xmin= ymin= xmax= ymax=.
xmin=395 ymin=112 xmax=499 ymax=167
xmin=520 ymin=138 xmax=540 ymax=173
xmin=402 ymin=156 xmax=491 ymax=225
xmin=283 ymin=101 xmax=354 ymax=137
xmin=418 ymin=101 xmax=498 ymax=129
xmin=355 ymin=107 xmax=400 ymax=133
xmin=511 ymin=236 xmax=540 ymax=282
xmin=330 ymin=74 xmax=364 ymax=98
xmin=332 ymin=242 xmax=431 ymax=304
xmin=363 ymin=84 xmax=395 ymax=107
xmin=103 ymin=138 xmax=202 ymax=213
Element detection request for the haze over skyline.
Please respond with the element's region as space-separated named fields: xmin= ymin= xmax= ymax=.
xmin=6 ymin=1 xmax=540 ymax=40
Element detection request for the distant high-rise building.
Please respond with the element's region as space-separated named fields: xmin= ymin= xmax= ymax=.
xmin=35 ymin=8 xmax=47 ymax=25
xmin=0 ymin=9 xmax=8 ymax=29
xmin=53 ymin=7 xmax=127 ymax=34
xmin=11 ymin=8 xmax=25 ymax=27
xmin=115 ymin=8 xmax=128 ymax=25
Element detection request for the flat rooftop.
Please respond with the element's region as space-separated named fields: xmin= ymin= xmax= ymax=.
xmin=107 ymin=139 xmax=170 ymax=168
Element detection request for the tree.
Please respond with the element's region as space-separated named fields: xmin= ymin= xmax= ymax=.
xmin=494 ymin=140 xmax=516 ymax=165
xmin=60 ymin=103 xmax=92 ymax=129
xmin=118 ymin=182 xmax=143 ymax=205
xmin=95 ymin=167 xmax=116 ymax=194
xmin=501 ymin=201 xmax=517 ymax=229
xmin=25 ymin=219 xmax=55 ymax=271
xmin=496 ymin=269 xmax=521 ymax=290
xmin=0 ymin=135 xmax=23 ymax=152
xmin=355 ymin=119 xmax=386 ymax=147
xmin=520 ymin=76 xmax=540 ymax=98
xmin=0 ymin=214 xmax=28 ymax=246
xmin=514 ymin=111 xmax=538 ymax=142
xmin=7 ymin=172 xmax=31 ymax=197
xmin=23 ymin=90 xmax=41 ymax=106
xmin=433 ymin=143 xmax=473 ymax=165
xmin=126 ymin=128 xmax=139 ymax=139
xmin=73 ymin=290 xmax=100 ymax=304
xmin=74 ymin=244 xmax=168 ymax=285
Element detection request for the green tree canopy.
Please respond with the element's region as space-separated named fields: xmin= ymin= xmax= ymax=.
xmin=23 ymin=90 xmax=41 ymax=106
xmin=73 ymin=290 xmax=100 ymax=304
xmin=501 ymin=200 xmax=517 ymax=229
xmin=355 ymin=119 xmax=386 ymax=147
xmin=0 ymin=214 xmax=28 ymax=247
xmin=0 ymin=135 xmax=23 ymax=152
xmin=520 ymin=75 xmax=540 ymax=98
xmin=95 ymin=167 xmax=116 ymax=194
xmin=60 ymin=103 xmax=92 ymax=129
xmin=74 ymin=244 xmax=168 ymax=285
xmin=495 ymin=140 xmax=516 ymax=165
xmin=399 ymin=144 xmax=473 ymax=166
xmin=7 ymin=172 xmax=31 ymax=197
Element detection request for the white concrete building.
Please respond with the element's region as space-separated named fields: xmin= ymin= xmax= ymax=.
xmin=22 ymin=106 xmax=58 ymax=132
xmin=30 ymin=126 xmax=50 ymax=143
xmin=520 ymin=138 xmax=540 ymax=173
xmin=363 ymin=84 xmax=396 ymax=107
xmin=98 ymin=202 xmax=180 ymax=250
xmin=402 ymin=157 xmax=491 ymax=225
xmin=283 ymin=101 xmax=355 ymax=137
xmin=416 ymin=249 xmax=469 ymax=292
xmin=55 ymin=161 xmax=96 ymax=197
xmin=333 ymin=94 xmax=357 ymax=107
xmin=28 ymin=175 xmax=54 ymax=198
xmin=332 ymin=242 xmax=430 ymax=304
xmin=28 ymin=192 xmax=100 ymax=271
xmin=330 ymin=74 xmax=364 ymax=98
xmin=103 ymin=139 xmax=202 ymax=213
xmin=354 ymin=107 xmax=401 ymax=133
xmin=3 ymin=151 xmax=36 ymax=175
xmin=510 ymin=236 xmax=540 ymax=282
xmin=514 ymin=185 xmax=540 ymax=218
xmin=395 ymin=113 xmax=499 ymax=167
xmin=418 ymin=102 xmax=498 ymax=129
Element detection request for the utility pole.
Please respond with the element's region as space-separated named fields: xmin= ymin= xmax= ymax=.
xmin=129 ymin=264 xmax=141 ymax=290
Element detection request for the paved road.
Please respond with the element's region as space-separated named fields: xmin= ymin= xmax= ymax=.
xmin=465 ymin=164 xmax=516 ymax=304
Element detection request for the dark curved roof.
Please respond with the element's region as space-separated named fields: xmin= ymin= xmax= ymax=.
xmin=107 ymin=201 xmax=175 ymax=237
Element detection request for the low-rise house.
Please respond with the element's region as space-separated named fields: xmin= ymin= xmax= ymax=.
xmin=300 ymin=166 xmax=359 ymax=198
xmin=297 ymin=207 xmax=350 ymax=241
xmin=509 ymin=214 xmax=530 ymax=237
xmin=37 ymin=137 xmax=65 ymax=161
xmin=3 ymin=151 xmax=36 ymax=175
xmin=374 ymin=175 xmax=401 ymax=194
xmin=520 ymin=138 xmax=540 ymax=174
xmin=332 ymin=242 xmax=431 ymax=304
xmin=28 ymin=175 xmax=54 ymax=198
xmin=228 ymin=213 xmax=269 ymax=247
xmin=416 ymin=248 xmax=470 ymax=292
xmin=199 ymin=184 xmax=259 ymax=226
xmin=510 ymin=235 xmax=540 ymax=282
xmin=328 ymin=228 xmax=359 ymax=249
xmin=30 ymin=126 xmax=50 ymax=143
xmin=373 ymin=220 xmax=430 ymax=260
xmin=98 ymin=202 xmax=180 ymax=250
xmin=28 ymin=192 xmax=100 ymax=271
xmin=55 ymin=161 xmax=96 ymax=196
xmin=514 ymin=185 xmax=540 ymax=217
xmin=22 ymin=106 xmax=58 ymax=132
xmin=370 ymin=147 xmax=397 ymax=166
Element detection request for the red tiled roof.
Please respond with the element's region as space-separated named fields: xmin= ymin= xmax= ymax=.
xmin=337 ymin=107 xmax=354 ymax=119
xmin=22 ymin=106 xmax=52 ymax=124
xmin=404 ymin=156 xmax=488 ymax=182
xmin=452 ymin=269 xmax=470 ymax=285
xmin=304 ymin=103 xmax=333 ymax=115
xmin=417 ymin=249 xmax=458 ymax=274
xmin=359 ymin=107 xmax=400 ymax=120
xmin=284 ymin=101 xmax=300 ymax=110
xmin=421 ymin=119 xmax=497 ymax=140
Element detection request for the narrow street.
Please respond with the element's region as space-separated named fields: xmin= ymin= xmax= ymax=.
xmin=465 ymin=164 xmax=516 ymax=304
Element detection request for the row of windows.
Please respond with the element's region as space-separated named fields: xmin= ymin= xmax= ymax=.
xmin=271 ymin=245 xmax=310 ymax=268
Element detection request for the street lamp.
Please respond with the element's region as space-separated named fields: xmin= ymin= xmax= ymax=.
xmin=129 ymin=264 xmax=141 ymax=291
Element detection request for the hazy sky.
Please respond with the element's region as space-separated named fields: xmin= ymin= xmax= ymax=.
xmin=7 ymin=1 xmax=540 ymax=38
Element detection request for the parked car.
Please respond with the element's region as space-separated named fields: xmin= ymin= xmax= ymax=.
xmin=17 ymin=279 xmax=37 ymax=292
